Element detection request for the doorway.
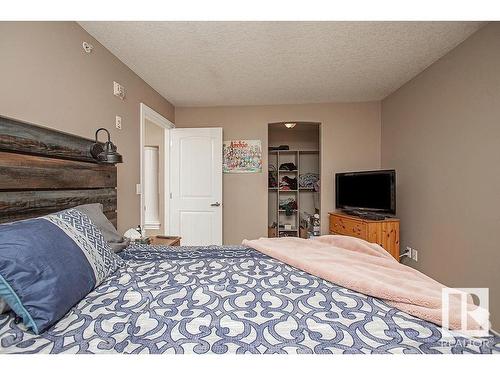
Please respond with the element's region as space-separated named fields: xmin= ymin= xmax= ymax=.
xmin=139 ymin=103 xmax=174 ymax=236
xmin=140 ymin=104 xmax=223 ymax=245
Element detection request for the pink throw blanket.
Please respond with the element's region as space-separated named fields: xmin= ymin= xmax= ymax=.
xmin=242 ymin=235 xmax=489 ymax=332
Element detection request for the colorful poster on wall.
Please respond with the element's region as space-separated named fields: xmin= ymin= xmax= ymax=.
xmin=223 ymin=140 xmax=262 ymax=173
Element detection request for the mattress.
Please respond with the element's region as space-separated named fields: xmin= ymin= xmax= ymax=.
xmin=0 ymin=244 xmax=498 ymax=354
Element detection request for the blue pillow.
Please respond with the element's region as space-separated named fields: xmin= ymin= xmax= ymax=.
xmin=0 ymin=208 xmax=124 ymax=334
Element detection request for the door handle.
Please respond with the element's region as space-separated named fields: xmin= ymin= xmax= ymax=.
xmin=210 ymin=202 xmax=221 ymax=207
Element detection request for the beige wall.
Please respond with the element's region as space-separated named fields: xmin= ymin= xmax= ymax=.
xmin=0 ymin=22 xmax=175 ymax=233
xmin=381 ymin=22 xmax=500 ymax=330
xmin=176 ymin=102 xmax=381 ymax=245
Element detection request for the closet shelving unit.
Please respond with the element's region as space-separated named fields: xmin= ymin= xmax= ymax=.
xmin=268 ymin=149 xmax=320 ymax=237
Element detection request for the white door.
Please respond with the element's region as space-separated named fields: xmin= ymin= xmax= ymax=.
xmin=169 ymin=128 xmax=223 ymax=245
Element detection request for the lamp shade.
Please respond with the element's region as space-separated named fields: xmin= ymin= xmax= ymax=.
xmin=90 ymin=128 xmax=123 ymax=164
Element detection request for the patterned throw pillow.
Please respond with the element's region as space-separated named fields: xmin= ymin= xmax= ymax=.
xmin=0 ymin=208 xmax=124 ymax=334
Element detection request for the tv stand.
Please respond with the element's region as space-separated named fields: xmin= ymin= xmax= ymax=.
xmin=329 ymin=212 xmax=400 ymax=260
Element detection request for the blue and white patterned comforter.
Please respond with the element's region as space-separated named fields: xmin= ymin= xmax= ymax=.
xmin=0 ymin=245 xmax=498 ymax=354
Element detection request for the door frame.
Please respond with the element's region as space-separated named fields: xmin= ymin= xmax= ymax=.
xmin=139 ymin=103 xmax=175 ymax=234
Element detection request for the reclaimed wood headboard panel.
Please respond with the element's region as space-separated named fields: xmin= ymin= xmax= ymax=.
xmin=0 ymin=115 xmax=118 ymax=227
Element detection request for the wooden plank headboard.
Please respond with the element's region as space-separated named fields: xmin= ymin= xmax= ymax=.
xmin=0 ymin=115 xmax=118 ymax=227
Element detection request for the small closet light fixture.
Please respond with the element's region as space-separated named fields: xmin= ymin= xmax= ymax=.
xmin=284 ymin=123 xmax=296 ymax=129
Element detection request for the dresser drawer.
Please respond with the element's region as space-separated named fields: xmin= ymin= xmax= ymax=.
xmin=330 ymin=215 xmax=367 ymax=239
xmin=328 ymin=212 xmax=400 ymax=260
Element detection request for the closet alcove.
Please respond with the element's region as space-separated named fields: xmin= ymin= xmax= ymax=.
xmin=268 ymin=122 xmax=321 ymax=238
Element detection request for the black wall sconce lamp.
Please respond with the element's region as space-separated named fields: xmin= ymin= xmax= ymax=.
xmin=90 ymin=128 xmax=123 ymax=164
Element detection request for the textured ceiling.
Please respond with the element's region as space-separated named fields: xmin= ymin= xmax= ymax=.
xmin=79 ymin=21 xmax=484 ymax=106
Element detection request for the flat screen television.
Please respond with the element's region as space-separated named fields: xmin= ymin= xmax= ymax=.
xmin=335 ymin=170 xmax=396 ymax=215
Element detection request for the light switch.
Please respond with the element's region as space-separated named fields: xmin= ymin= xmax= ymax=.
xmin=113 ymin=81 xmax=125 ymax=100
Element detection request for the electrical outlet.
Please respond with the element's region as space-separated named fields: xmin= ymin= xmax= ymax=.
xmin=115 ymin=115 xmax=122 ymax=129
xmin=411 ymin=248 xmax=418 ymax=262
xmin=402 ymin=246 xmax=412 ymax=258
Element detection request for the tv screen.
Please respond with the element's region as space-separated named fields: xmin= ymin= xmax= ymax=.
xmin=335 ymin=170 xmax=396 ymax=214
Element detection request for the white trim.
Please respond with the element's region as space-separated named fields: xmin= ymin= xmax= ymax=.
xmin=144 ymin=222 xmax=161 ymax=230
xmin=139 ymin=103 xmax=175 ymax=235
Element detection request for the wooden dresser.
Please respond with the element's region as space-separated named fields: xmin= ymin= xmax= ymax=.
xmin=328 ymin=212 xmax=400 ymax=260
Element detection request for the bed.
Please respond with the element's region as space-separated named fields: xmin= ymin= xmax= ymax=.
xmin=0 ymin=244 xmax=498 ymax=354
xmin=0 ymin=116 xmax=498 ymax=354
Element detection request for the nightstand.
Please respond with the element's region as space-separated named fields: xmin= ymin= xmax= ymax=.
xmin=150 ymin=235 xmax=181 ymax=246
